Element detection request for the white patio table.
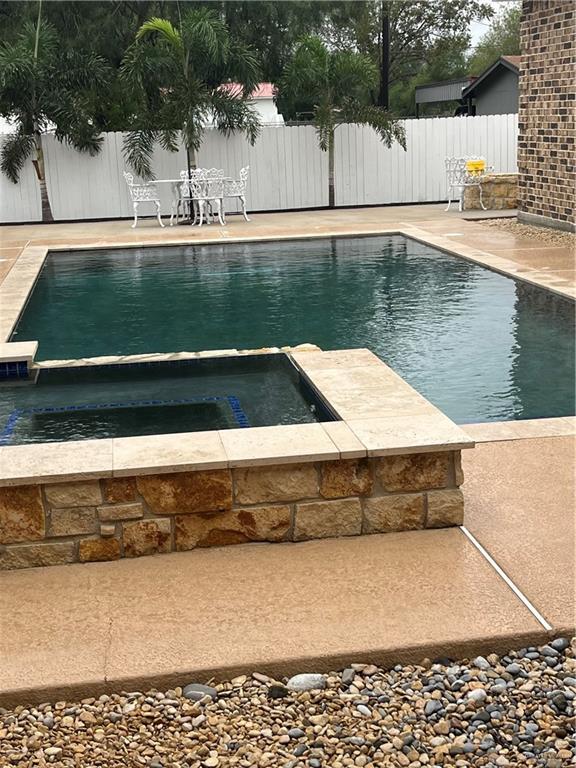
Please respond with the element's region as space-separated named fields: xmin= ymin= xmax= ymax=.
xmin=154 ymin=177 xmax=233 ymax=226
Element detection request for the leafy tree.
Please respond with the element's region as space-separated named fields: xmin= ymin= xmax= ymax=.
xmin=120 ymin=7 xmax=262 ymax=179
xmin=279 ymin=36 xmax=405 ymax=208
xmin=320 ymin=0 xmax=494 ymax=111
xmin=0 ymin=2 xmax=110 ymax=221
xmin=468 ymin=3 xmax=521 ymax=75
xmin=392 ymin=35 xmax=470 ymax=117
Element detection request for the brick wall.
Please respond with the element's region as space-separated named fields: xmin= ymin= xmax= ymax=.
xmin=518 ymin=1 xmax=575 ymax=231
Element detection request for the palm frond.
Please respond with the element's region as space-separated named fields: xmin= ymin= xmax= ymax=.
xmin=0 ymin=131 xmax=35 ymax=183
xmin=314 ymin=100 xmax=336 ymax=152
xmin=136 ymin=18 xmax=183 ymax=52
xmin=226 ymin=42 xmax=261 ymax=97
xmin=337 ymin=100 xmax=406 ymax=150
xmin=158 ymin=129 xmax=180 ymax=153
xmin=279 ymin=36 xmax=329 ymax=102
xmin=181 ymin=8 xmax=229 ymax=67
xmin=122 ymin=130 xmax=158 ymax=180
xmin=330 ymin=51 xmax=379 ymax=97
xmin=211 ymin=92 xmax=260 ymax=145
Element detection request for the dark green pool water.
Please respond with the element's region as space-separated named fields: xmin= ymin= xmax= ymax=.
xmin=11 ymin=235 xmax=575 ymax=424
xmin=0 ymin=356 xmax=331 ymax=445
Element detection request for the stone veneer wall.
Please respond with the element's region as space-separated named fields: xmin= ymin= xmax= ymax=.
xmin=517 ymin=1 xmax=575 ymax=231
xmin=464 ymin=173 xmax=518 ymax=210
xmin=0 ymin=452 xmax=464 ymax=570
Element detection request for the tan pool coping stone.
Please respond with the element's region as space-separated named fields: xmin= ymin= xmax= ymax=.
xmin=0 ymin=348 xmax=474 ymax=486
xmin=0 ymin=528 xmax=549 ymax=708
xmin=464 ymin=417 xmax=576 ymax=442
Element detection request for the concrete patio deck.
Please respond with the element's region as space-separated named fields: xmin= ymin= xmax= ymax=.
xmin=0 ymin=431 xmax=573 ymax=708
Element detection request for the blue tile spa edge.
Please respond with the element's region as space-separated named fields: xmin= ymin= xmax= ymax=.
xmin=0 ymin=395 xmax=250 ymax=446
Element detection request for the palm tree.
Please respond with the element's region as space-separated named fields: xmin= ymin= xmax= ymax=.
xmin=120 ymin=8 xmax=261 ymax=180
xmin=278 ymin=36 xmax=406 ymax=208
xmin=0 ymin=1 xmax=110 ymax=222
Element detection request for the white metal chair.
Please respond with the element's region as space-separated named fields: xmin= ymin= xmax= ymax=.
xmin=123 ymin=171 xmax=164 ymax=228
xmin=445 ymin=157 xmax=491 ymax=212
xmin=171 ymin=168 xmax=225 ymax=226
xmin=189 ymin=176 xmax=225 ymax=227
xmin=222 ymin=166 xmax=250 ymax=223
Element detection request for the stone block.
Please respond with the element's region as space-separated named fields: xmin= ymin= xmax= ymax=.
xmin=100 ymin=523 xmax=116 ymax=538
xmin=363 ymin=494 xmax=425 ymax=533
xmin=454 ymin=452 xmax=464 ymax=486
xmin=294 ymin=499 xmax=362 ymax=541
xmin=136 ymin=470 xmax=232 ymax=515
xmin=376 ymin=452 xmax=451 ymax=493
xmin=102 ymin=477 xmax=138 ymax=504
xmin=78 ymin=537 xmax=121 ymax=562
xmin=427 ymin=489 xmax=464 ymax=528
xmin=319 ymin=459 xmax=373 ymax=499
xmin=234 ymin=464 xmax=318 ymax=505
xmin=98 ymin=502 xmax=144 ymax=521
xmin=0 ymin=485 xmax=45 ymax=544
xmin=123 ymin=519 xmax=172 ymax=558
xmin=0 ymin=542 xmax=76 ymax=570
xmin=175 ymin=505 xmax=291 ymax=551
xmin=45 ymin=481 xmax=102 ymax=508
xmin=50 ymin=507 xmax=98 ymax=537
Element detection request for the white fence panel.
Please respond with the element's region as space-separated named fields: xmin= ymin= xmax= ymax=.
xmin=335 ymin=114 xmax=518 ymax=207
xmin=43 ymin=132 xmax=187 ymax=220
xmin=0 ymin=136 xmax=41 ymax=223
xmin=198 ymin=124 xmax=328 ymax=212
xmin=0 ymin=115 xmax=517 ymax=223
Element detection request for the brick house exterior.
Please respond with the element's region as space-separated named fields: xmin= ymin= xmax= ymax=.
xmin=518 ymin=1 xmax=575 ymax=231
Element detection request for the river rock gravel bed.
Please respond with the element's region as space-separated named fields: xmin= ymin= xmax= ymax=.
xmin=479 ymin=218 xmax=575 ymax=247
xmin=0 ymin=639 xmax=574 ymax=767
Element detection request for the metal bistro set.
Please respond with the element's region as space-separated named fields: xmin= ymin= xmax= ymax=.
xmin=123 ymin=166 xmax=250 ymax=228
xmin=444 ymin=156 xmax=492 ymax=212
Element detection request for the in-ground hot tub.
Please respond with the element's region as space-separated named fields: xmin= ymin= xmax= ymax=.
xmin=0 ymin=348 xmax=473 ymax=571
xmin=0 ymin=354 xmax=335 ymax=446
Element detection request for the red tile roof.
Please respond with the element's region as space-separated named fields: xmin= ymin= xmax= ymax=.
xmin=220 ymin=82 xmax=275 ymax=99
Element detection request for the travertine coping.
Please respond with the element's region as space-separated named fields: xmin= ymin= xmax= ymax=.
xmin=0 ymin=349 xmax=474 ymax=487
xmin=0 ymin=226 xmax=573 ymax=352
xmin=31 ymin=344 xmax=320 ymax=369
xmin=0 ymin=341 xmax=38 ymax=364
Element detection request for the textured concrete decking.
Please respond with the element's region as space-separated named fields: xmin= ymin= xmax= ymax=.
xmin=463 ymin=436 xmax=575 ymax=635
xmin=1 ymin=435 xmax=574 ymax=707
xmin=0 ymin=529 xmax=544 ymax=708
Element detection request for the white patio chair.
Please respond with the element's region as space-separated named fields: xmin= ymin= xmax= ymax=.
xmin=170 ymin=168 xmax=225 ymax=226
xmin=190 ymin=176 xmax=225 ymax=227
xmin=222 ymin=166 xmax=250 ymax=223
xmin=445 ymin=157 xmax=491 ymax=212
xmin=123 ymin=171 xmax=164 ymax=228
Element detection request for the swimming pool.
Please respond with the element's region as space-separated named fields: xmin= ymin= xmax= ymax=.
xmin=10 ymin=235 xmax=575 ymax=424
xmin=0 ymin=355 xmax=333 ymax=445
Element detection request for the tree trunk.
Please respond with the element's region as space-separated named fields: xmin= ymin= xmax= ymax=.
xmin=186 ymin=146 xmax=197 ymax=173
xmin=378 ymin=1 xmax=390 ymax=109
xmin=328 ymin=129 xmax=335 ymax=209
xmin=32 ymin=133 xmax=54 ymax=223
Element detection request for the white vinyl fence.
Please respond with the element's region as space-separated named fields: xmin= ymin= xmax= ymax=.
xmin=0 ymin=114 xmax=517 ymax=223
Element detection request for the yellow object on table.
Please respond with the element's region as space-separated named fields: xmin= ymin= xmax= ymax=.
xmin=465 ymin=160 xmax=486 ymax=176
